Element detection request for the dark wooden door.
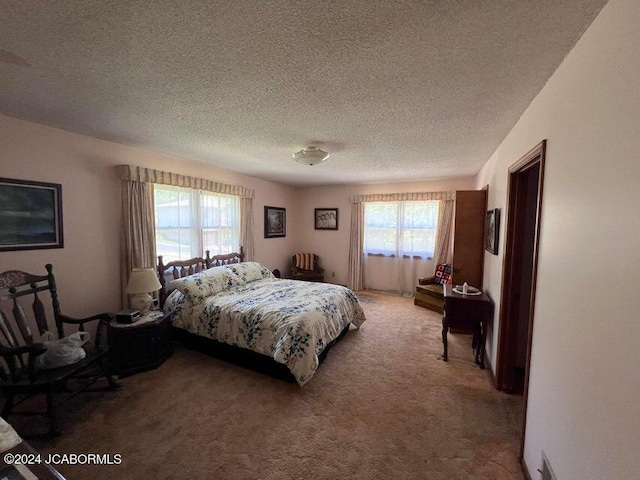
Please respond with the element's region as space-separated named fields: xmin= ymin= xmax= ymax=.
xmin=452 ymin=190 xmax=487 ymax=288
xmin=496 ymin=140 xmax=546 ymax=461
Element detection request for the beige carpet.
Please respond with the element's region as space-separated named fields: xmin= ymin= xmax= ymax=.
xmin=20 ymin=291 xmax=524 ymax=480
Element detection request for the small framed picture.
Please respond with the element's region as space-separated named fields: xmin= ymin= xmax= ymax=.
xmin=0 ymin=177 xmax=64 ymax=252
xmin=264 ymin=206 xmax=286 ymax=238
xmin=314 ymin=208 xmax=338 ymax=230
xmin=485 ymin=208 xmax=500 ymax=255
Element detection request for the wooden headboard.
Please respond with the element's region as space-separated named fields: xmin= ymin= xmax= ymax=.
xmin=157 ymin=247 xmax=245 ymax=307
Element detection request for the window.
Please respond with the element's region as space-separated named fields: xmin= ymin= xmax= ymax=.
xmin=363 ymin=201 xmax=439 ymax=258
xmin=154 ymin=185 xmax=240 ymax=262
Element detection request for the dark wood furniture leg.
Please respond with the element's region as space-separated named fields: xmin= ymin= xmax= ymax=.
xmin=441 ymin=318 xmax=449 ymax=362
xmin=98 ymin=356 xmax=118 ymax=389
xmin=476 ymin=323 xmax=487 ymax=369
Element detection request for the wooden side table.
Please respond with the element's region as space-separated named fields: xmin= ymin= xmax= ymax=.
xmin=442 ymin=285 xmax=493 ymax=368
xmin=107 ymin=311 xmax=173 ymax=377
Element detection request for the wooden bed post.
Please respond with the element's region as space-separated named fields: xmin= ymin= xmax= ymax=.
xmin=158 ymin=255 xmax=167 ymax=308
xmin=156 ymin=250 xmax=245 ymax=308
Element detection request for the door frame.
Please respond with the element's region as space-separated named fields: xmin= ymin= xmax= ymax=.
xmin=495 ymin=140 xmax=546 ymax=458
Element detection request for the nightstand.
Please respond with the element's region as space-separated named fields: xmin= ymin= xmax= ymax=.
xmin=107 ymin=310 xmax=173 ymax=377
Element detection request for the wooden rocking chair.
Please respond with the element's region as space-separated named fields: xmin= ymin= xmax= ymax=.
xmin=0 ymin=264 xmax=117 ymax=435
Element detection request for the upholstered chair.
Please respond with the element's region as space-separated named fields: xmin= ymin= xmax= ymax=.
xmin=414 ymin=264 xmax=452 ymax=314
xmin=290 ymin=253 xmax=324 ymax=282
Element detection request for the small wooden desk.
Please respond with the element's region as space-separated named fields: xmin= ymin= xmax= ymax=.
xmin=442 ymin=285 xmax=493 ymax=368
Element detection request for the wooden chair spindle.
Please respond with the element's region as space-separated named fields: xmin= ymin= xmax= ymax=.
xmin=32 ymin=290 xmax=48 ymax=336
xmin=12 ymin=299 xmax=33 ymax=345
xmin=0 ymin=310 xmax=19 ymax=349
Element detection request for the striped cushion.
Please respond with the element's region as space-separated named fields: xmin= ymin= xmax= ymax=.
xmin=295 ymin=253 xmax=315 ymax=271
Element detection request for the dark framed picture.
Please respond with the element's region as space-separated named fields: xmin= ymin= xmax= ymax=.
xmin=314 ymin=208 xmax=338 ymax=230
xmin=0 ymin=177 xmax=63 ymax=252
xmin=264 ymin=206 xmax=286 ymax=238
xmin=485 ymin=208 xmax=500 ymax=255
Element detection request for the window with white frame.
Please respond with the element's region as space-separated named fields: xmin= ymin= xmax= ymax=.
xmin=363 ymin=201 xmax=439 ymax=258
xmin=154 ymin=185 xmax=240 ymax=262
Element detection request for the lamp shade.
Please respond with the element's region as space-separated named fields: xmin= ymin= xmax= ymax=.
xmin=126 ymin=268 xmax=161 ymax=315
xmin=125 ymin=268 xmax=161 ymax=295
xmin=292 ymin=146 xmax=331 ymax=166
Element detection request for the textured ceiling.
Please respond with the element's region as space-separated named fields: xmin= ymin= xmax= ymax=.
xmin=0 ymin=1 xmax=608 ymax=187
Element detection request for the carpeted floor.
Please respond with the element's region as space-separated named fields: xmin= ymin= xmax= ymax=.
xmin=19 ymin=291 xmax=524 ymax=480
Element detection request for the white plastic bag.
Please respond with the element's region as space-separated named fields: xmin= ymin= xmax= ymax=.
xmin=35 ymin=331 xmax=90 ymax=370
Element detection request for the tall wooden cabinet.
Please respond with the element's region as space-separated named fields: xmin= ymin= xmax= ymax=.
xmin=452 ymin=190 xmax=487 ymax=288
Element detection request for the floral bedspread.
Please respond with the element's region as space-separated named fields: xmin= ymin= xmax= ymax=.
xmin=165 ymin=278 xmax=366 ymax=385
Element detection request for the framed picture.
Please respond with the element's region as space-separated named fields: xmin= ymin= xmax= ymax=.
xmin=314 ymin=208 xmax=338 ymax=230
xmin=264 ymin=206 xmax=286 ymax=238
xmin=0 ymin=177 xmax=63 ymax=252
xmin=485 ymin=208 xmax=500 ymax=255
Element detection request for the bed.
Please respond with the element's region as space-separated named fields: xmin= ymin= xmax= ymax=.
xmin=157 ymin=250 xmax=366 ymax=385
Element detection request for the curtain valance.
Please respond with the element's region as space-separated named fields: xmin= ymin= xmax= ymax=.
xmin=117 ymin=165 xmax=254 ymax=199
xmin=349 ymin=191 xmax=455 ymax=203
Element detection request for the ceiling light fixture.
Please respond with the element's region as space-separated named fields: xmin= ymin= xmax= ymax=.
xmin=292 ymin=146 xmax=331 ymax=166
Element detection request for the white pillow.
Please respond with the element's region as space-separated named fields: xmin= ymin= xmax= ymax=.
xmin=171 ymin=265 xmax=241 ymax=302
xmin=225 ymin=262 xmax=275 ymax=285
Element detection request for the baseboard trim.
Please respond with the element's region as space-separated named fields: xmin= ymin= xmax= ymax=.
xmin=521 ymin=457 xmax=533 ymax=480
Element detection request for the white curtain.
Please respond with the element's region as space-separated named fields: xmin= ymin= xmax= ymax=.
xmin=349 ymin=191 xmax=454 ymax=296
xmin=363 ymin=201 xmax=439 ymax=296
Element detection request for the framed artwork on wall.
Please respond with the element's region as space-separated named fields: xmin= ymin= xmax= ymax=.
xmin=314 ymin=208 xmax=338 ymax=230
xmin=485 ymin=208 xmax=500 ymax=255
xmin=0 ymin=177 xmax=64 ymax=252
xmin=264 ymin=206 xmax=286 ymax=238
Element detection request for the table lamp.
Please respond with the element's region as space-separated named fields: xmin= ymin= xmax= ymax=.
xmin=126 ymin=267 xmax=162 ymax=314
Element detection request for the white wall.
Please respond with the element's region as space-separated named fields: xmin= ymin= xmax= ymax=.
xmin=475 ymin=0 xmax=640 ymax=478
xmin=0 ymin=114 xmax=474 ymax=315
xmin=295 ymin=178 xmax=475 ymax=287
xmin=0 ymin=114 xmax=299 ymax=316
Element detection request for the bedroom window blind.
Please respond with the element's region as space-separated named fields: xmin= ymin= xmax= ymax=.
xmin=154 ymin=185 xmax=240 ymax=262
xmin=363 ymin=200 xmax=439 ymax=259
